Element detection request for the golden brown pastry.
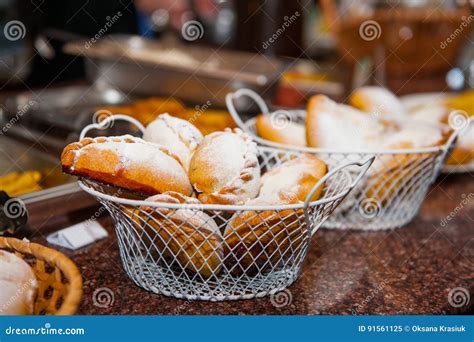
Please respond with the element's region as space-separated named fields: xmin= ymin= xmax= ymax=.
xmin=410 ymin=106 xmax=473 ymax=166
xmin=223 ymin=193 xmax=304 ymax=276
xmin=189 ymin=128 xmax=260 ymax=205
xmin=143 ymin=113 xmax=203 ymax=171
xmin=306 ymin=94 xmax=392 ymax=150
xmin=255 ymin=114 xmax=306 ymax=147
xmin=61 ymin=135 xmax=193 ymax=196
xmin=259 ymin=154 xmax=327 ymax=202
xmin=98 ymin=97 xmax=186 ymax=126
xmin=133 ymin=192 xmax=223 ymax=278
xmin=365 ymin=125 xmax=450 ymax=205
xmin=350 ymin=86 xmax=406 ymax=117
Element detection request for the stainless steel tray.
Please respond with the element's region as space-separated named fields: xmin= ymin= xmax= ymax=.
xmin=3 ymin=84 xmax=129 ymax=135
xmin=64 ymin=35 xmax=284 ymax=108
xmin=1 ymin=84 xmax=137 ymax=153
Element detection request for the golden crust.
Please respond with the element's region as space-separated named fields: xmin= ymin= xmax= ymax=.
xmin=133 ymin=192 xmax=223 ymax=278
xmin=61 ymin=135 xmax=193 ymax=196
xmin=446 ymin=146 xmax=474 ymax=165
xmin=305 ymin=95 xmax=331 ymax=148
xmin=189 ymin=129 xmax=260 ymax=205
xmin=223 ymin=194 xmax=304 ymax=276
xmin=255 ymin=114 xmax=306 ymax=147
xmin=365 ymin=130 xmax=450 ymax=205
xmin=259 ymin=154 xmax=327 ymax=202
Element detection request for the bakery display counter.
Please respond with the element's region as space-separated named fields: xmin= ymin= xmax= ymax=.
xmin=24 ymin=173 xmax=473 ymax=315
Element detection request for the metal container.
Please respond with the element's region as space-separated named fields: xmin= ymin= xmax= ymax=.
xmin=64 ymin=35 xmax=284 ymax=109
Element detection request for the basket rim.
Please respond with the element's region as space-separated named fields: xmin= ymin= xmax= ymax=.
xmin=78 ymin=170 xmax=352 ymax=212
xmin=244 ymin=116 xmax=458 ymax=155
xmin=0 ymin=237 xmax=83 ymax=315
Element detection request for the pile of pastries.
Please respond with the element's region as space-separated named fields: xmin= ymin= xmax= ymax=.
xmin=61 ymin=114 xmax=328 ymax=277
xmin=256 ymin=86 xmax=473 ymax=166
xmin=98 ymin=97 xmax=236 ymax=134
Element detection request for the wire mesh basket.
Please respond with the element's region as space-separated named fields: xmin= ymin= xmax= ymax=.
xmin=77 ymin=115 xmax=373 ymax=300
xmin=226 ymin=88 xmax=468 ymax=230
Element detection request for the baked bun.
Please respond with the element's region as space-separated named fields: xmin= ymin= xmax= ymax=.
xmin=306 ymin=95 xmax=392 ymax=150
xmin=189 ymin=128 xmax=260 ymax=205
xmin=143 ymin=113 xmax=203 ymax=171
xmin=0 ymin=250 xmax=38 ymax=315
xmin=350 ymin=86 xmax=406 ymax=117
xmin=134 ymin=192 xmax=222 ymax=278
xmin=365 ymin=125 xmax=449 ymax=205
xmin=259 ymin=154 xmax=327 ymax=202
xmin=61 ymin=135 xmax=192 ymax=196
xmin=255 ymin=114 xmax=306 ymax=147
xmin=223 ymin=193 xmax=304 ymax=276
xmin=411 ymin=106 xmax=449 ymax=124
xmin=409 ymin=106 xmax=472 ymax=166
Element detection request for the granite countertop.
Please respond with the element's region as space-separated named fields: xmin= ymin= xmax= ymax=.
xmin=26 ymin=173 xmax=473 ymax=315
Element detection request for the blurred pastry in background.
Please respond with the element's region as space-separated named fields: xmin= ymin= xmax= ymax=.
xmin=181 ymin=109 xmax=236 ymax=136
xmin=350 ymin=86 xmax=406 ymax=117
xmin=306 ymin=94 xmax=393 ymax=150
xmin=97 ymin=97 xmax=236 ymax=135
xmin=400 ymin=89 xmax=474 ymax=166
xmin=0 ymin=250 xmax=38 ymax=315
xmin=99 ymin=97 xmax=186 ymax=126
xmin=255 ymin=114 xmax=306 ymax=147
xmin=445 ymin=90 xmax=474 ymax=115
xmin=0 ymin=171 xmax=42 ymax=197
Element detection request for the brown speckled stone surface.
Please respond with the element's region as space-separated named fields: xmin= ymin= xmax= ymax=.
xmin=26 ymin=173 xmax=473 ymax=315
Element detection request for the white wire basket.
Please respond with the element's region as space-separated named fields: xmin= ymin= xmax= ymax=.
xmin=77 ymin=115 xmax=373 ymax=300
xmin=226 ymin=89 xmax=469 ymax=230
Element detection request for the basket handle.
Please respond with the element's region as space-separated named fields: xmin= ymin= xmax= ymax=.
xmin=303 ymin=156 xmax=375 ymax=236
xmin=79 ymin=114 xmax=146 ymax=140
xmin=225 ymin=88 xmax=270 ymax=133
